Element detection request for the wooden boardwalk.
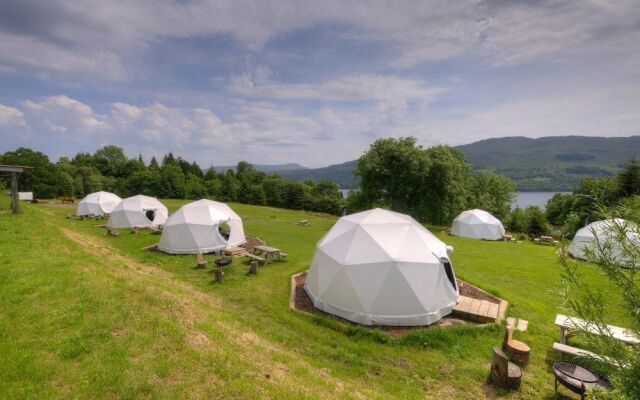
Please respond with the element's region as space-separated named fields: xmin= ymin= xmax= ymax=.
xmin=453 ymin=295 xmax=501 ymax=323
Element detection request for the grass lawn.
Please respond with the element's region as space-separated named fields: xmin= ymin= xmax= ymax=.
xmin=0 ymin=198 xmax=629 ymax=399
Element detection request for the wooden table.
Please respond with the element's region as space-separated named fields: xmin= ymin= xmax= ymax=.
xmin=252 ymin=245 xmax=283 ymax=265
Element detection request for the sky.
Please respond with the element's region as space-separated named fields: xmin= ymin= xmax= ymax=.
xmin=0 ymin=0 xmax=639 ymax=168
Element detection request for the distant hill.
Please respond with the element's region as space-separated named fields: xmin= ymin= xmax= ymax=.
xmin=274 ymin=160 xmax=359 ymax=188
xmin=214 ymin=163 xmax=307 ymax=173
xmin=272 ymin=136 xmax=640 ymax=191
xmin=458 ymin=136 xmax=640 ymax=190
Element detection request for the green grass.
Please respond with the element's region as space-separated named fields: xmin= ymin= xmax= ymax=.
xmin=0 ymin=198 xmax=630 ymax=399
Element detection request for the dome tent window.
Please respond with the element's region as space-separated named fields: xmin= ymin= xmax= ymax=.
xmin=145 ymin=209 xmax=156 ymax=222
xmin=443 ymin=261 xmax=457 ymax=291
xmin=218 ymin=222 xmax=231 ymax=241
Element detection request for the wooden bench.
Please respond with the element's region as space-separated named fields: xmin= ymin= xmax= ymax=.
xmin=244 ymin=253 xmax=266 ymax=265
xmin=553 ymin=342 xmax=629 ymax=368
xmin=59 ymin=195 xmax=76 ymax=204
xmin=555 ymin=314 xmax=639 ymax=345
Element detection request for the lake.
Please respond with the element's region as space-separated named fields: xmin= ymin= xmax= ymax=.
xmin=512 ymin=191 xmax=570 ymax=209
xmin=340 ymin=189 xmax=569 ymax=209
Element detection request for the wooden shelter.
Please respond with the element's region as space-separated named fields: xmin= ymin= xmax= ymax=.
xmin=0 ymin=164 xmax=32 ymax=214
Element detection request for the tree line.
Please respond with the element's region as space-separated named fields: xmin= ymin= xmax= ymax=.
xmin=10 ymin=139 xmax=636 ymax=233
xmin=346 ymin=137 xmax=516 ymax=224
xmin=0 ymin=146 xmax=344 ymax=214
xmin=543 ymin=157 xmax=640 ymax=238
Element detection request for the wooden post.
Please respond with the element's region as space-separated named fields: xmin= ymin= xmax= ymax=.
xmin=196 ymin=252 xmax=208 ymax=269
xmin=248 ymin=260 xmax=258 ymax=275
xmin=10 ymin=171 xmax=19 ymax=214
xmin=215 ymin=265 xmax=224 ymax=283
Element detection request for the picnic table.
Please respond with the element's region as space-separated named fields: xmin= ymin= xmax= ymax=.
xmin=252 ymin=245 xmax=286 ymax=265
xmin=555 ymin=314 xmax=639 ymax=345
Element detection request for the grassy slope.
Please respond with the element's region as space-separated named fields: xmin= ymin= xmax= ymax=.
xmin=0 ymin=198 xmax=629 ymax=399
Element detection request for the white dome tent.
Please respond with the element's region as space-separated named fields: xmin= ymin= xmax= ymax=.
xmin=77 ymin=191 xmax=122 ymax=217
xmin=568 ymin=218 xmax=640 ymax=267
xmin=158 ymin=199 xmax=246 ymax=255
xmin=107 ymin=195 xmax=168 ymax=229
xmin=451 ymin=209 xmax=505 ymax=240
xmin=305 ymin=208 xmax=459 ymax=326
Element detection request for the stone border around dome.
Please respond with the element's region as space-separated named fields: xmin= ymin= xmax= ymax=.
xmin=290 ymin=271 xmax=508 ymax=333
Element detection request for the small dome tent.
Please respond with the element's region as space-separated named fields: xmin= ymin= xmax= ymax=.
xmin=77 ymin=191 xmax=122 ymax=216
xmin=568 ymin=218 xmax=640 ymax=267
xmin=304 ymin=208 xmax=459 ymax=326
xmin=107 ymin=195 xmax=168 ymax=229
xmin=158 ymin=199 xmax=245 ymax=255
xmin=451 ymin=209 xmax=505 ymax=240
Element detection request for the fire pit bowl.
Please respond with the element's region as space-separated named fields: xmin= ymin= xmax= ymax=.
xmin=215 ymin=258 xmax=232 ymax=268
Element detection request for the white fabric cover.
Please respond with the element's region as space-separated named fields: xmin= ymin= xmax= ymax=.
xmin=305 ymin=208 xmax=459 ymax=326
xmin=451 ymin=209 xmax=505 ymax=240
xmin=568 ymin=218 xmax=640 ymax=267
xmin=158 ymin=199 xmax=246 ymax=254
xmin=77 ymin=191 xmax=122 ymax=216
xmin=18 ymin=192 xmax=33 ymax=201
xmin=108 ymin=195 xmax=168 ymax=228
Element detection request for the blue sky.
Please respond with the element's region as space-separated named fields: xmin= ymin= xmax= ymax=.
xmin=1 ymin=0 xmax=639 ymax=167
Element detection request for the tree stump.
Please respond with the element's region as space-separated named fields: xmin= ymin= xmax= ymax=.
xmin=247 ymin=260 xmax=258 ymax=275
xmin=502 ymin=326 xmax=531 ymax=368
xmin=491 ymin=347 xmax=522 ymax=390
xmin=215 ymin=266 xmax=224 ymax=283
xmin=196 ymin=252 xmax=208 ymax=269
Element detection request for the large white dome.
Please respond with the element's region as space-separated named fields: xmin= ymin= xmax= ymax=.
xmin=77 ymin=191 xmax=122 ymax=216
xmin=568 ymin=218 xmax=640 ymax=267
xmin=305 ymin=208 xmax=459 ymax=326
xmin=158 ymin=199 xmax=245 ymax=255
xmin=451 ymin=209 xmax=505 ymax=240
xmin=108 ymin=195 xmax=168 ymax=229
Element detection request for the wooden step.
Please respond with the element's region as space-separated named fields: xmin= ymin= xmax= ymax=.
xmin=453 ymin=295 xmax=500 ymax=323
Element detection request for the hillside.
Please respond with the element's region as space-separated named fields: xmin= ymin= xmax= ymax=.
xmin=214 ymin=163 xmax=307 ymax=173
xmin=458 ymin=136 xmax=640 ymax=190
xmin=275 ymin=160 xmax=359 ymax=188
xmin=274 ymin=136 xmax=640 ymax=191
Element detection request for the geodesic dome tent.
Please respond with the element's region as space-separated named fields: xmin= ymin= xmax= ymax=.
xmin=107 ymin=195 xmax=168 ymax=229
xmin=568 ymin=218 xmax=640 ymax=267
xmin=158 ymin=199 xmax=246 ymax=255
xmin=304 ymin=208 xmax=459 ymax=326
xmin=77 ymin=191 xmax=122 ymax=216
xmin=451 ymin=209 xmax=505 ymax=240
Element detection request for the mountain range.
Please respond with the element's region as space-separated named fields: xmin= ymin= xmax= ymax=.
xmin=216 ymin=136 xmax=640 ymax=191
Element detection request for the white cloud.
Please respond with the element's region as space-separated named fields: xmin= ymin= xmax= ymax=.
xmin=2 ymin=0 xmax=639 ymax=79
xmin=0 ymin=104 xmax=26 ymax=127
xmin=23 ymin=95 xmax=111 ymax=134
xmin=231 ymin=70 xmax=444 ymax=104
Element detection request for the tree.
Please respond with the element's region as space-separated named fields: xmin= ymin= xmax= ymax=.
xmin=618 ymin=158 xmax=640 ymax=198
xmin=546 ymin=193 xmax=575 ymax=225
xmin=524 ymin=206 xmax=549 ymax=235
xmin=355 ymin=137 xmax=431 ymax=216
xmin=262 ymin=176 xmax=286 ymax=207
xmin=284 ymin=181 xmax=306 ymax=210
xmin=466 ymin=172 xmax=516 ymax=221
xmin=421 ymin=145 xmax=470 ymax=224
xmin=93 ymin=145 xmax=128 ymax=177
xmin=506 ymin=208 xmax=527 ymax=233
xmin=559 ymin=205 xmax=640 ymax=399
xmin=184 ymin=173 xmax=207 ymax=199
